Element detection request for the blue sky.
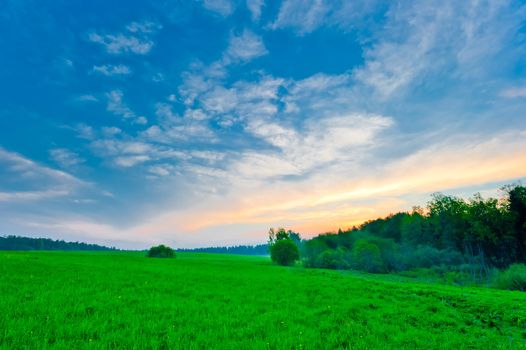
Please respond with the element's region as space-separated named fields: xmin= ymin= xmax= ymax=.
xmin=1 ymin=0 xmax=526 ymax=248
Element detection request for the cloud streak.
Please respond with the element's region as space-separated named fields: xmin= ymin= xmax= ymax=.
xmin=88 ymin=21 xmax=161 ymax=55
xmin=106 ymin=90 xmax=147 ymax=124
xmin=92 ymin=64 xmax=132 ymax=76
xmin=0 ymin=148 xmax=87 ymax=202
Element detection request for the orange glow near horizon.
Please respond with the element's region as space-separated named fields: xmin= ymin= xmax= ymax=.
xmin=160 ymin=140 xmax=526 ymax=237
xmin=25 ymin=133 xmax=526 ymax=247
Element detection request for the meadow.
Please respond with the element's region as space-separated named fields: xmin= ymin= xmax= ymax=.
xmin=1 ymin=251 xmax=525 ymax=349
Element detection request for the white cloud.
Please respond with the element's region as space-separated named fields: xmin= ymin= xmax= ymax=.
xmin=92 ymin=64 xmax=132 ymax=76
xmin=270 ymin=0 xmax=330 ymax=34
xmin=191 ymin=75 xmax=283 ymax=121
xmin=283 ymin=73 xmax=351 ymax=114
xmin=177 ymin=33 xmax=270 ymax=110
xmin=184 ymin=108 xmax=209 ymax=121
xmin=178 ymin=66 xmax=221 ymax=106
xmin=0 ymin=148 xmax=86 ymax=202
xmin=243 ymin=113 xmax=394 ymax=177
xmin=90 ymin=139 xmax=156 ymax=168
xmin=201 ymin=86 xmax=238 ymax=113
xmin=223 ymin=30 xmax=268 ymax=63
xmin=353 ymin=1 xmax=525 ymax=97
xmin=126 ymin=21 xmax=162 ymax=34
xmin=190 ymin=150 xmax=226 ymax=163
xmin=269 ymin=1 xmax=387 ymax=35
xmin=0 ymin=190 xmax=71 ymax=202
xmin=234 ymin=152 xmax=301 ymax=178
xmin=453 ymin=1 xmax=522 ymax=78
xmin=141 ymin=121 xmax=215 ymax=144
xmin=88 ymin=120 xmax=217 ymax=170
xmin=49 ymin=148 xmax=84 ymax=168
xmin=77 ymin=94 xmax=98 ymax=102
xmin=91 ymin=139 xmax=154 ymax=157
xmin=107 ymin=90 xmax=134 ymax=119
xmin=135 ymin=116 xmax=148 ymax=125
xmin=114 ymin=155 xmax=151 ymax=167
xmin=234 ymin=76 xmax=284 ymax=100
xmin=76 ymin=123 xmax=95 ymax=140
xmin=353 ymin=4 xmax=445 ymax=97
xmin=88 ymin=21 xmax=161 ymax=55
xmin=246 ymin=0 xmax=264 ymax=21
xmin=89 ymin=32 xmax=153 ymax=54
xmin=500 ymin=87 xmax=526 ymax=98
xmin=62 ymin=58 xmax=74 ymax=67
xmin=148 ymin=164 xmax=173 ymax=177
xmin=141 ymin=103 xmax=215 ymax=142
xmin=202 ymin=0 xmax=234 ymax=17
xmin=152 ymin=72 xmax=164 ymax=82
xmin=101 ymin=126 xmax=122 ymax=137
xmin=106 ymin=90 xmax=147 ymax=124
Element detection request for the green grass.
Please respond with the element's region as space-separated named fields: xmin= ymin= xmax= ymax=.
xmin=1 ymin=251 xmax=525 ymax=349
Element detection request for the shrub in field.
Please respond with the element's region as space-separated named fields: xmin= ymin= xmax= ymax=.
xmin=493 ymin=264 xmax=526 ymax=291
xmin=270 ymin=239 xmax=300 ymax=266
xmin=147 ymin=245 xmax=175 ymax=258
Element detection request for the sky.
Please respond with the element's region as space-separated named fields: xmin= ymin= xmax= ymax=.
xmin=1 ymin=0 xmax=526 ymax=249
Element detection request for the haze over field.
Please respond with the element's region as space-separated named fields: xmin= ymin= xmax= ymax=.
xmin=1 ymin=0 xmax=526 ymax=248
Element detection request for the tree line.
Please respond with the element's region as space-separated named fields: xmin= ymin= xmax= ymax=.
xmin=177 ymin=244 xmax=268 ymax=255
xmin=268 ymin=184 xmax=526 ymax=286
xmin=0 ymin=235 xmax=117 ymax=251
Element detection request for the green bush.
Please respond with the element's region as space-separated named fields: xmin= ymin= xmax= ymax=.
xmin=147 ymin=245 xmax=175 ymax=258
xmin=400 ymin=245 xmax=464 ymax=269
xmin=270 ymin=239 xmax=299 ymax=266
xmin=351 ymin=240 xmax=384 ymax=273
xmin=493 ymin=264 xmax=526 ymax=291
xmin=315 ymin=248 xmax=351 ymax=269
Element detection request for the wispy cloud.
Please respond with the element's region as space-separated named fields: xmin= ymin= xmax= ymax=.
xmin=77 ymin=94 xmax=98 ymax=102
xmin=201 ymin=0 xmax=234 ymax=17
xmin=126 ymin=21 xmax=162 ymax=33
xmin=148 ymin=164 xmax=174 ymax=177
xmin=0 ymin=190 xmax=71 ymax=202
xmin=0 ymin=147 xmax=87 ymax=202
xmin=500 ymin=86 xmax=526 ymax=98
xmin=89 ymin=32 xmax=153 ymax=54
xmin=246 ymin=0 xmax=264 ymax=21
xmin=90 ymin=139 xmax=155 ymax=168
xmin=353 ymin=2 xmax=449 ymax=97
xmin=75 ymin=123 xmax=95 ymax=140
xmin=101 ymin=126 xmax=122 ymax=137
xmin=106 ymin=90 xmax=148 ymax=124
xmin=49 ymin=148 xmax=84 ymax=168
xmin=106 ymin=90 xmax=133 ymax=118
xmin=268 ymin=1 xmax=393 ymax=35
xmin=114 ymin=155 xmax=151 ymax=167
xmin=88 ymin=20 xmax=161 ymax=55
xmin=92 ymin=64 xmax=131 ymax=76
xmin=270 ymin=0 xmax=330 ymax=34
xmin=223 ymin=30 xmax=268 ymax=63
xmin=239 ymin=113 xmax=394 ymax=179
xmin=353 ymin=1 xmax=525 ymax=97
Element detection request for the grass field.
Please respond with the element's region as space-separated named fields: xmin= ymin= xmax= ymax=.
xmin=1 ymin=251 xmax=525 ymax=349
